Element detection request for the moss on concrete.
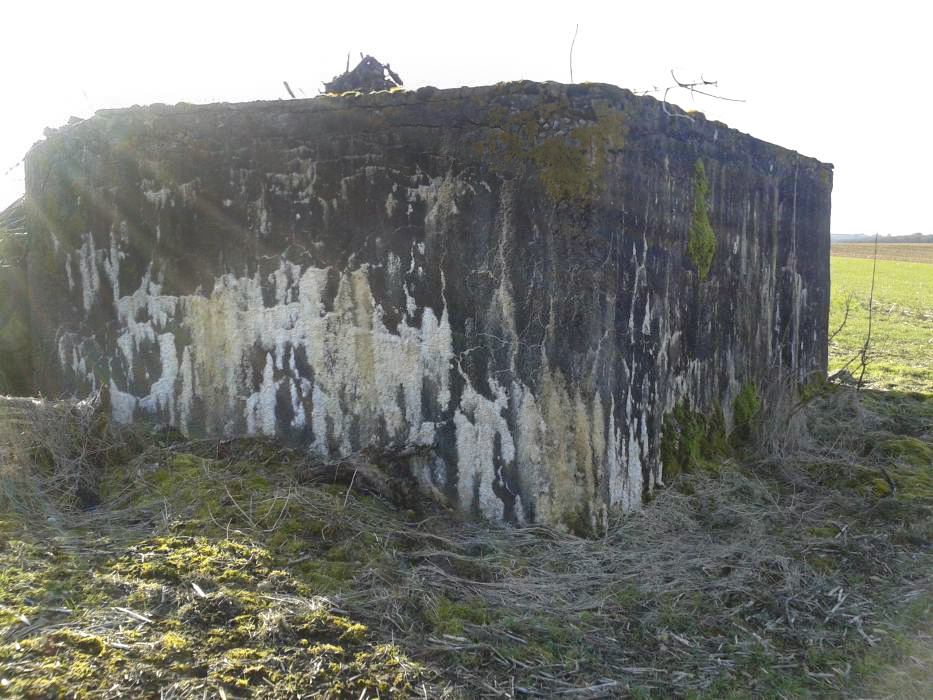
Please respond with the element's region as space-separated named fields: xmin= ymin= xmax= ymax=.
xmin=481 ymin=94 xmax=626 ymax=206
xmin=660 ymin=401 xmax=729 ymax=483
xmin=687 ymin=160 xmax=716 ymax=280
xmin=731 ymin=382 xmax=761 ymax=445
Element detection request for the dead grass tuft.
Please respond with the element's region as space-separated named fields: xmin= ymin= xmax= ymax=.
xmin=0 ymin=392 xmax=125 ymax=518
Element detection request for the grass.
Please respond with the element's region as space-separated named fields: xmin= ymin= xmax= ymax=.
xmin=1 ymin=384 xmax=931 ymax=698
xmin=852 ymin=594 xmax=933 ymax=700
xmin=829 ymin=252 xmax=933 ymax=393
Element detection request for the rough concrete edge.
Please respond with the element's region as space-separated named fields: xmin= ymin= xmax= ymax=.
xmin=30 ymin=81 xmax=833 ymax=174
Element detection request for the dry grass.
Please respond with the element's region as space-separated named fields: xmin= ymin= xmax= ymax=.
xmin=0 ymin=393 xmax=122 ymax=517
xmin=0 ymin=385 xmax=931 ymax=698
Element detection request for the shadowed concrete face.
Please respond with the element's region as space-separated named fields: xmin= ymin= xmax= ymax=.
xmin=22 ymin=81 xmax=832 ymax=532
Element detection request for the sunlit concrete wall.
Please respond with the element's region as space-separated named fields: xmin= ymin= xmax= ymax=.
xmin=24 ymin=82 xmax=832 ymax=531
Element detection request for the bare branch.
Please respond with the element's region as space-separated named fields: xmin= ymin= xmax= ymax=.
xmin=670 ymin=70 xmax=746 ymax=103
xmin=658 ymin=70 xmax=747 ymax=121
xmin=828 ymin=291 xmax=855 ymax=343
xmin=672 ymin=70 xmax=717 ymax=89
xmin=569 ymin=24 xmax=579 ymax=83
xmin=856 ymin=234 xmax=880 ymax=390
xmin=662 ymin=86 xmax=695 ymax=122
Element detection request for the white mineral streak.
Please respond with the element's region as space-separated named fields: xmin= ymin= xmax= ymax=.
xmin=255 ymin=193 xmax=270 ymax=236
xmin=103 ymin=230 xmax=122 ymax=303
xmin=113 ymin=270 xmax=178 ymax=389
xmin=138 ymin=332 xmax=180 ymax=423
xmin=58 ymin=172 xmax=647 ymax=525
xmin=385 ymin=188 xmax=398 ymax=217
xmin=109 ymin=377 xmax=138 ymax=424
xmin=245 ymin=354 xmax=278 ymax=436
xmin=57 ymin=334 xmax=70 ymax=372
xmin=76 ymin=242 xmax=636 ymax=523
xmin=65 ymin=255 xmax=75 ymax=291
xmin=178 ymin=347 xmax=194 ymax=429
xmin=454 ymin=379 xmax=515 ymax=520
xmin=77 ymin=233 xmax=100 ymax=312
xmin=509 ymin=366 xmax=623 ymax=530
xmin=88 ymin=256 xmax=456 ymax=457
xmin=606 ymin=403 xmax=624 ymax=507
xmin=142 ymin=183 xmax=171 ymax=208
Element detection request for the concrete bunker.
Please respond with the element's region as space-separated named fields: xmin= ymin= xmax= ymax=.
xmin=17 ymin=81 xmax=832 ymax=532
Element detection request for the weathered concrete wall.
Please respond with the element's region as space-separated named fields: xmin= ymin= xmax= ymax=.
xmin=24 ymin=82 xmax=832 ymax=531
xmin=0 ymin=198 xmax=32 ymax=396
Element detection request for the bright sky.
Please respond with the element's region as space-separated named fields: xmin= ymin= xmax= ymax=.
xmin=2 ymin=0 xmax=929 ymax=235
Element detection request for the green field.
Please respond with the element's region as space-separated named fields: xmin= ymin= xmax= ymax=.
xmin=830 ymin=252 xmax=933 ymax=393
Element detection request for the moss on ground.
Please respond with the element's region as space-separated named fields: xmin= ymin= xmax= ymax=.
xmin=0 ymin=444 xmax=427 ymax=698
xmin=0 ymin=517 xmax=423 ymax=698
xmin=806 ymin=389 xmax=933 ymax=544
xmin=428 ymin=595 xmax=490 ymax=636
xmin=1 ymin=385 xmax=931 ymax=698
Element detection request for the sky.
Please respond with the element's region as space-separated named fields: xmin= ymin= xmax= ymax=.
xmin=2 ymin=0 xmax=929 ymax=236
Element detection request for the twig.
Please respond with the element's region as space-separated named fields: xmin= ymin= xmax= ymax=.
xmin=828 ymin=291 xmax=855 ymax=343
xmin=856 ymin=234 xmax=879 ymax=390
xmin=662 ymin=70 xmax=746 ymax=121
xmin=876 ymin=464 xmax=897 ymax=496
xmin=569 ymin=24 xmax=579 ymax=84
xmin=670 ymin=71 xmax=745 ymax=103
xmin=344 ymin=468 xmax=358 ymax=508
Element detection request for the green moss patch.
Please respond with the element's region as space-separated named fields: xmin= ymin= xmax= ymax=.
xmin=0 ymin=519 xmax=424 ymax=698
xmin=731 ymin=382 xmax=761 ymax=446
xmin=661 ymin=383 xmax=764 ymax=483
xmin=687 ymin=160 xmax=716 ymax=280
xmin=481 ymin=95 xmax=626 ymax=206
xmin=660 ymin=401 xmax=729 ymax=482
xmin=428 ymin=595 xmax=490 ymax=636
xmin=0 ymin=439 xmax=431 ymax=697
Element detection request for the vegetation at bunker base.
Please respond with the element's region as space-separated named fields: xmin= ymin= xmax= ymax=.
xmin=829 ymin=249 xmax=933 ymax=393
xmin=1 ymin=377 xmax=932 ymax=698
xmin=659 ymin=382 xmax=760 ymax=483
